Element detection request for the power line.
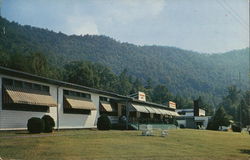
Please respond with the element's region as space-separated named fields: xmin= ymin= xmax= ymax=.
xmin=216 ymin=0 xmax=249 ymax=32
xmin=221 ymin=0 xmax=249 ymax=27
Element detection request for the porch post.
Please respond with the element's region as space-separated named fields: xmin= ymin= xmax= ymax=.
xmin=125 ymin=100 xmax=130 ymax=130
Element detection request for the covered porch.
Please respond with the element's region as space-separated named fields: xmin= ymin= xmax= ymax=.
xmin=128 ymin=103 xmax=179 ymax=125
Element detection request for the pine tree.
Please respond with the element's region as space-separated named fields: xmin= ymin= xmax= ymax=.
xmin=213 ymin=106 xmax=231 ymax=130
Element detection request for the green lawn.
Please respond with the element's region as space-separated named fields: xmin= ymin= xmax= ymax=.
xmin=0 ymin=129 xmax=249 ymax=160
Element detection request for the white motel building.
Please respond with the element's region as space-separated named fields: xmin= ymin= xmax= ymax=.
xmin=0 ymin=67 xmax=179 ymax=130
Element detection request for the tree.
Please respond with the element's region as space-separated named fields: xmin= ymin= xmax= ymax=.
xmin=0 ymin=52 xmax=10 ymax=67
xmin=144 ymin=78 xmax=153 ymax=102
xmin=212 ymin=106 xmax=231 ymax=130
xmin=220 ymin=85 xmax=241 ymax=120
xmin=63 ymin=61 xmax=98 ymax=88
xmin=130 ymin=78 xmax=144 ymax=94
xmin=28 ymin=52 xmax=49 ymax=76
xmin=114 ymin=69 xmax=132 ymax=95
xmin=226 ymin=85 xmax=241 ymax=104
xmin=145 ymin=78 xmax=153 ymax=90
xmin=96 ymin=66 xmax=117 ymax=92
xmin=151 ymin=85 xmax=173 ymax=104
xmin=174 ymin=95 xmax=194 ymax=109
xmin=238 ymin=90 xmax=250 ymax=127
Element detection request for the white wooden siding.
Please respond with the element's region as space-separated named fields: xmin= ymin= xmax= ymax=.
xmin=0 ymin=75 xmax=103 ymax=130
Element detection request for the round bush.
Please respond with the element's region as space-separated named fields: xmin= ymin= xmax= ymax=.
xmin=180 ymin=124 xmax=185 ymax=129
xmin=232 ymin=124 xmax=242 ymax=132
xmin=42 ymin=115 xmax=55 ymax=133
xmin=206 ymin=121 xmax=219 ymax=130
xmin=97 ymin=114 xmax=111 ymax=130
xmin=27 ymin=117 xmax=45 ymax=133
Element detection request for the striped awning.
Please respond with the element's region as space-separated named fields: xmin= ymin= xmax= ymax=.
xmin=159 ymin=109 xmax=169 ymax=115
xmin=170 ymin=111 xmax=180 ymax=116
xmin=154 ymin=108 xmax=180 ymax=117
xmin=4 ymin=86 xmax=57 ymax=107
xmin=130 ymin=104 xmax=149 ymax=113
xmin=64 ymin=95 xmax=96 ymax=110
xmin=151 ymin=108 xmax=162 ymax=114
xmin=100 ymin=101 xmax=115 ymax=112
xmin=164 ymin=110 xmax=179 ymax=116
xmin=144 ymin=106 xmax=156 ymax=114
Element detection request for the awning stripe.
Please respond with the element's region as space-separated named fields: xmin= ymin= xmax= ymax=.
xmin=130 ymin=104 xmax=149 ymax=113
xmin=153 ymin=108 xmax=163 ymax=114
xmin=64 ymin=95 xmax=96 ymax=110
xmin=4 ymin=86 xmax=57 ymax=107
xmin=100 ymin=101 xmax=115 ymax=112
xmin=170 ymin=111 xmax=180 ymax=116
xmin=159 ymin=109 xmax=168 ymax=115
xmin=144 ymin=106 xmax=156 ymax=113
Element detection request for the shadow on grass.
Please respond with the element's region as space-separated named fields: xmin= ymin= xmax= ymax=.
xmin=240 ymin=149 xmax=250 ymax=155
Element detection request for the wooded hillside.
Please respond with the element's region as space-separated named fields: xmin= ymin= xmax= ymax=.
xmin=0 ymin=17 xmax=249 ymax=108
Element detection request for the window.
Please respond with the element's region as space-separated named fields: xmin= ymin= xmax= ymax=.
xmin=69 ymin=91 xmax=75 ymax=96
xmin=63 ymin=89 xmax=91 ymax=99
xmin=2 ymin=89 xmax=50 ymax=112
xmin=2 ymin=104 xmax=49 ymax=112
xmin=2 ymin=78 xmax=51 ymax=112
xmin=33 ymin=84 xmax=41 ymax=90
xmin=2 ymin=78 xmax=13 ymax=86
xmin=63 ymin=90 xmax=69 ymax=95
xmin=81 ymin=93 xmax=91 ymax=99
xmin=2 ymin=78 xmax=50 ymax=93
xmin=63 ymin=89 xmax=93 ymax=115
xmin=14 ymin=80 xmax=23 ymax=88
xmin=100 ymin=96 xmax=108 ymax=102
xmin=42 ymin=86 xmax=49 ymax=92
xmin=99 ymin=100 xmax=118 ymax=116
xmin=24 ymin=82 xmax=32 ymax=89
xmin=63 ymin=108 xmax=91 ymax=115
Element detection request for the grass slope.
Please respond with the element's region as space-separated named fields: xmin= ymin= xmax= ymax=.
xmin=0 ymin=129 xmax=249 ymax=160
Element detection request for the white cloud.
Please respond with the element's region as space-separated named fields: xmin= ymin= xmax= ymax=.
xmin=102 ymin=0 xmax=166 ymax=24
xmin=120 ymin=0 xmax=165 ymax=16
xmin=65 ymin=16 xmax=99 ymax=35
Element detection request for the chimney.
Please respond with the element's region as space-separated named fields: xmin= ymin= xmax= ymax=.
xmin=194 ymin=100 xmax=200 ymax=116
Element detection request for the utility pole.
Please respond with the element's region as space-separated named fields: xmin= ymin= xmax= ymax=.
xmin=0 ymin=0 xmax=2 ymax=17
xmin=249 ymin=49 xmax=250 ymax=90
xmin=240 ymin=104 xmax=242 ymax=127
xmin=239 ymin=72 xmax=241 ymax=89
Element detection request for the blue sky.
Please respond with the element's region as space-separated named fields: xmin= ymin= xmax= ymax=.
xmin=1 ymin=0 xmax=249 ymax=53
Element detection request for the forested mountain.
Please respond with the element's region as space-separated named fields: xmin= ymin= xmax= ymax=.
xmin=0 ymin=17 xmax=249 ymax=108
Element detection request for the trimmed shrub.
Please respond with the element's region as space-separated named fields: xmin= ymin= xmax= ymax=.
xmin=206 ymin=121 xmax=219 ymax=130
xmin=42 ymin=115 xmax=55 ymax=133
xmin=27 ymin=117 xmax=45 ymax=133
xmin=232 ymin=124 xmax=242 ymax=132
xmin=97 ymin=114 xmax=111 ymax=130
xmin=180 ymin=124 xmax=185 ymax=129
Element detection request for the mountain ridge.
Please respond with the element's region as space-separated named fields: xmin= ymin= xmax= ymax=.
xmin=0 ymin=17 xmax=249 ymax=106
